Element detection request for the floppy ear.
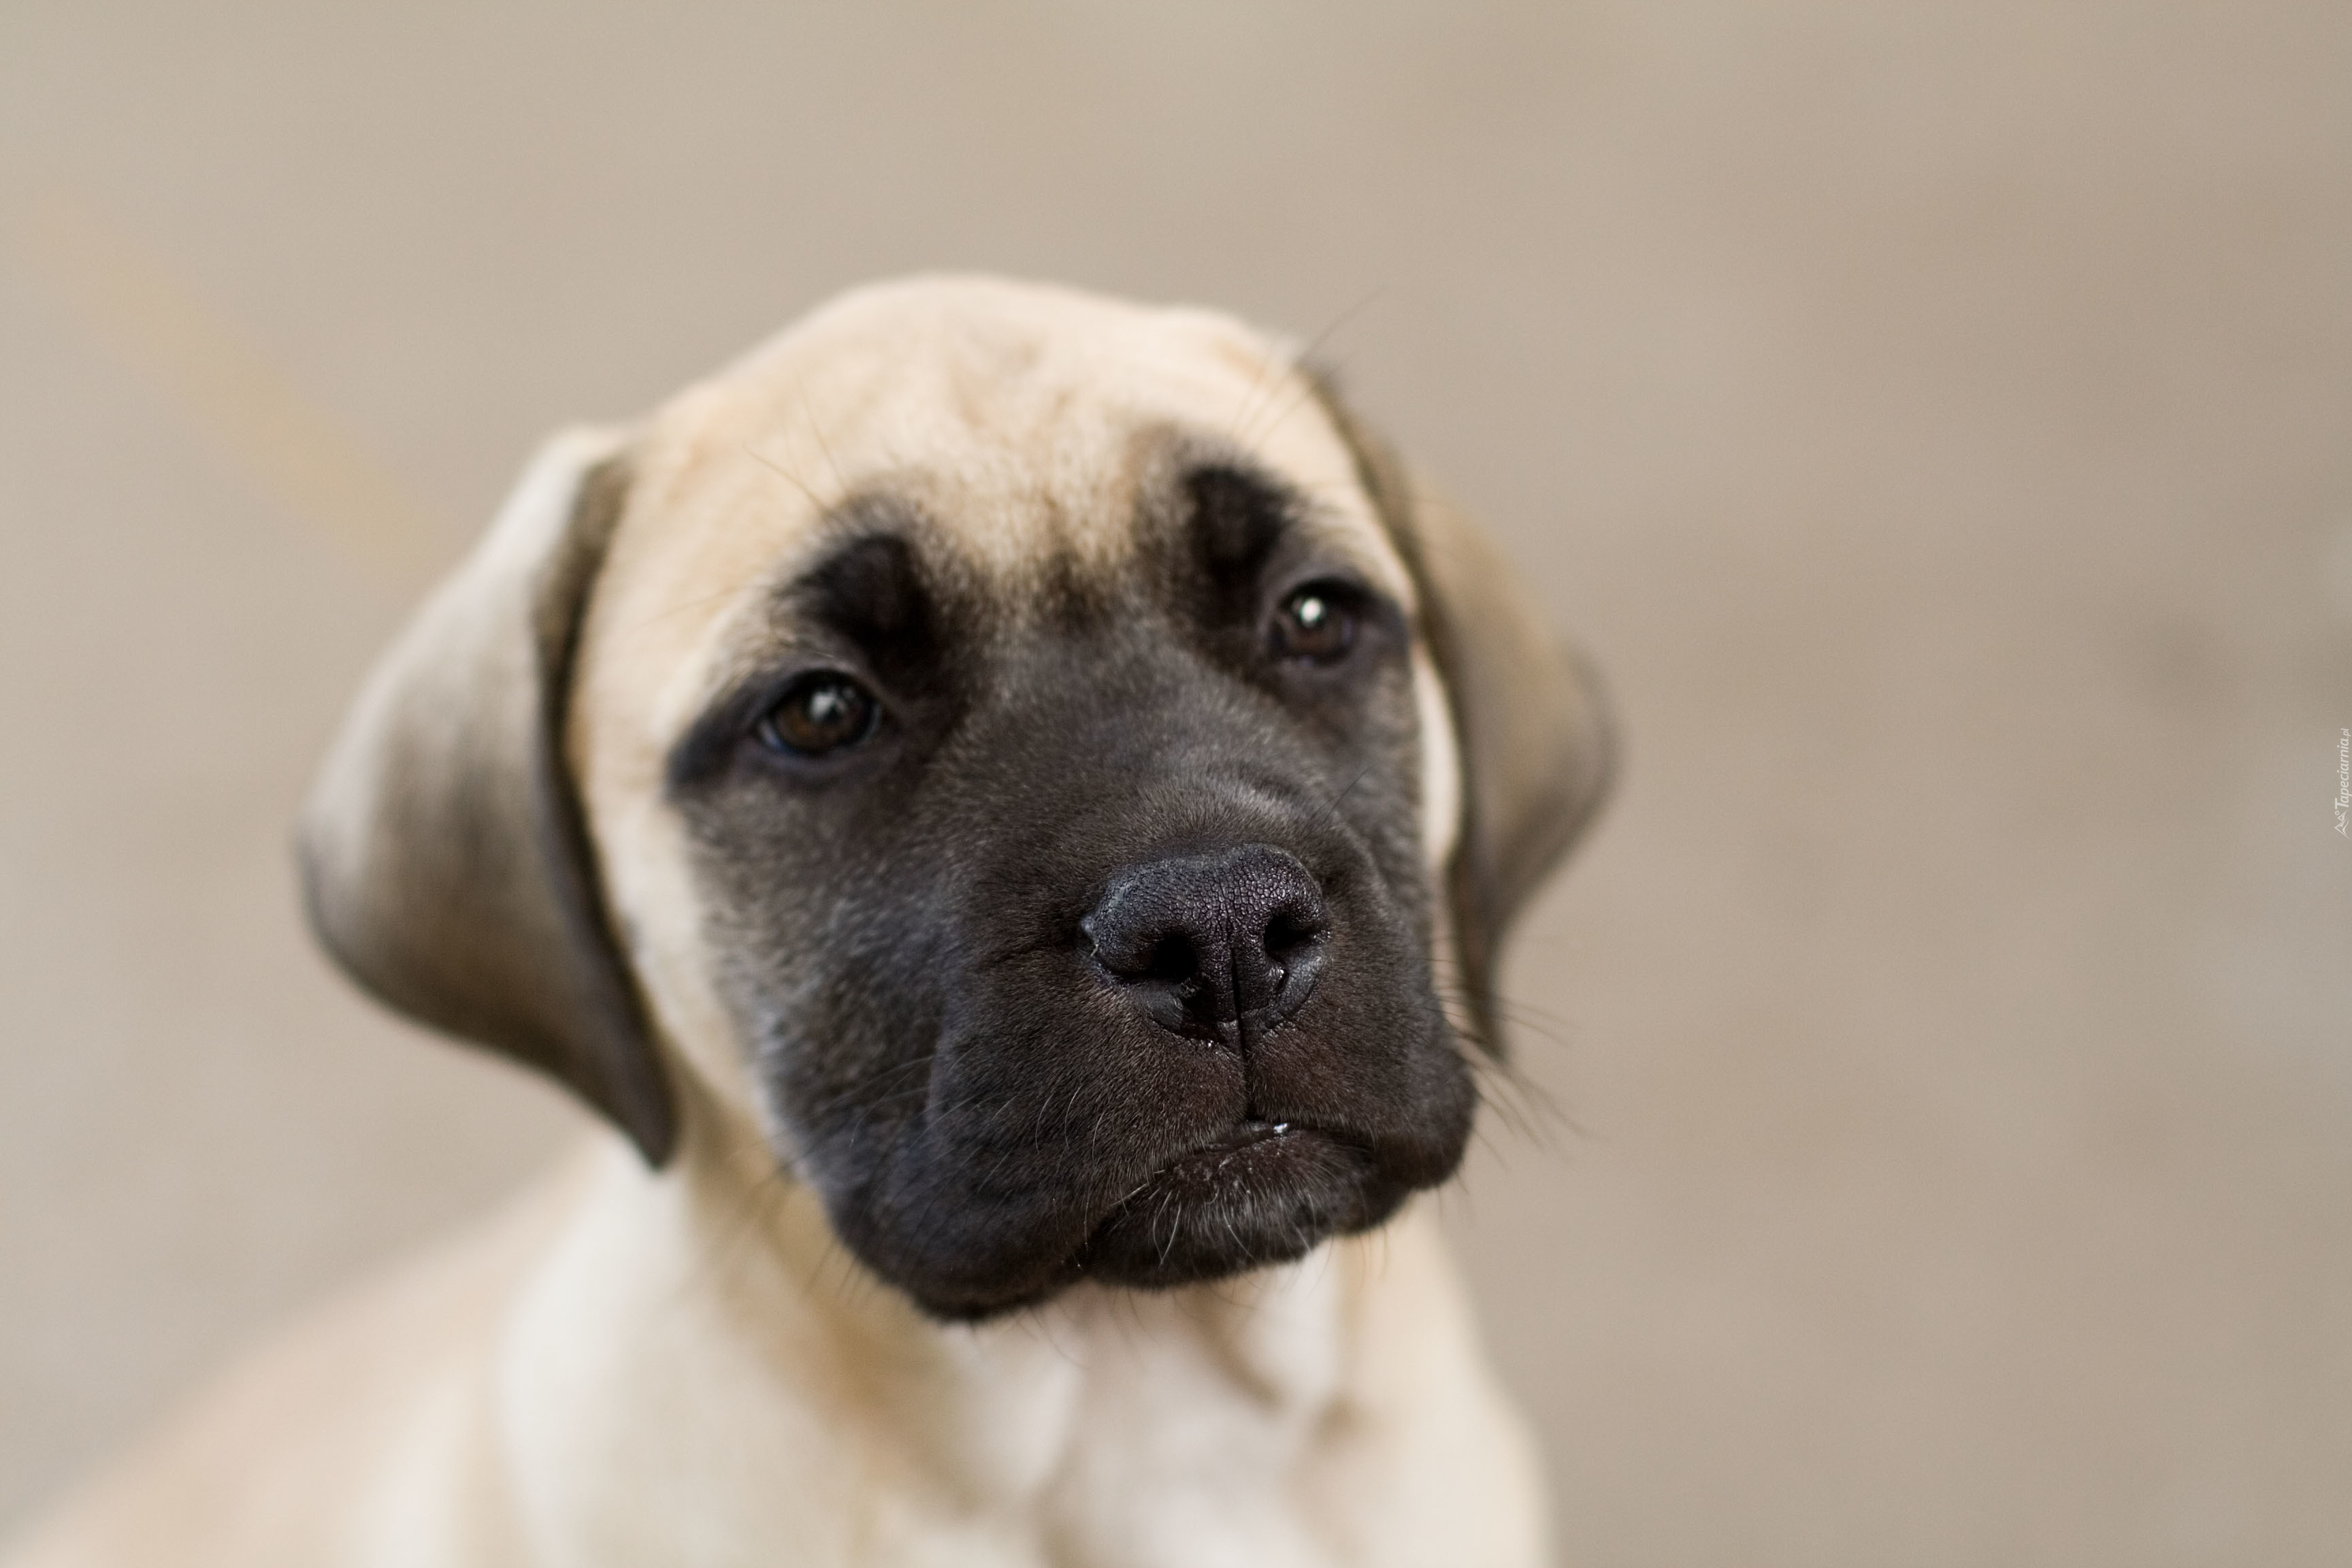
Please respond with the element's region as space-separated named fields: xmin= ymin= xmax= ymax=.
xmin=298 ymin=427 xmax=676 ymax=1165
xmin=1313 ymin=387 xmax=1616 ymax=1055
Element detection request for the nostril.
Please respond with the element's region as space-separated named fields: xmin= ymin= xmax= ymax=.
xmin=1262 ymin=909 xmax=1323 ymax=961
xmin=1139 ymin=932 xmax=1198 ymax=987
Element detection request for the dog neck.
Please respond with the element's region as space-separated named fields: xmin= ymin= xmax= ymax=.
xmin=485 ymin=1111 xmax=1479 ymax=1566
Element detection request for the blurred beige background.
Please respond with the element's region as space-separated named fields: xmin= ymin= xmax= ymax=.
xmin=2 ymin=3 xmax=2347 ymax=1563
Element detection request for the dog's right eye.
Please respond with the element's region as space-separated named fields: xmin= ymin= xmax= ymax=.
xmin=757 ymin=672 xmax=880 ymax=757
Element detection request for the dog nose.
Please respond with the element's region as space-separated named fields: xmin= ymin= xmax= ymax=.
xmin=1081 ymin=844 xmax=1330 ymax=1048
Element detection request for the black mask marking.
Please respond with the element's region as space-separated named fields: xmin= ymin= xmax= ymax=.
xmin=667 ymin=452 xmax=1474 ymax=1318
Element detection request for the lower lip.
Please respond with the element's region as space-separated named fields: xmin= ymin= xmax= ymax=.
xmin=1069 ymin=1122 xmax=1386 ymax=1285
xmin=1196 ymin=1119 xmax=1292 ymax=1155
xmin=1145 ymin=1120 xmax=1331 ymax=1189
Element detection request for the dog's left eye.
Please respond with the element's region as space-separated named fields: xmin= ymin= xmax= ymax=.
xmin=757 ymin=672 xmax=879 ymax=757
xmin=1271 ymin=583 xmax=1357 ymax=664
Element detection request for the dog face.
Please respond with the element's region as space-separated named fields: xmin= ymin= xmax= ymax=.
xmin=300 ymin=278 xmax=1610 ymax=1320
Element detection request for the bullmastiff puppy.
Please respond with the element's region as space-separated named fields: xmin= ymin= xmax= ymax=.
xmin=5 ymin=277 xmax=1610 ymax=1568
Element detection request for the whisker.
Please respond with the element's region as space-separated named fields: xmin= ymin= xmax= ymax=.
xmin=745 ymin=441 xmax=825 ymax=508
xmin=1313 ymin=763 xmax=1376 ymax=828
xmin=1232 ymin=287 xmax=1386 ymax=451
xmin=799 ymin=389 xmax=847 ymax=493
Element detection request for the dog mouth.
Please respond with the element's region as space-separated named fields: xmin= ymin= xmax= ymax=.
xmin=1067 ymin=1118 xmax=1400 ymax=1288
xmin=1160 ymin=1115 xmax=1295 ymax=1166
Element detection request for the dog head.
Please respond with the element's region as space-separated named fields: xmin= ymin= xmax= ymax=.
xmin=300 ymin=278 xmax=1610 ymax=1319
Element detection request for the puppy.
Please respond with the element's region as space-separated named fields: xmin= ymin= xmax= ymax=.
xmin=5 ymin=277 xmax=1610 ymax=1568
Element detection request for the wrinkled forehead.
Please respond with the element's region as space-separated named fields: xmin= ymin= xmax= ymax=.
xmin=587 ymin=280 xmax=1407 ymax=720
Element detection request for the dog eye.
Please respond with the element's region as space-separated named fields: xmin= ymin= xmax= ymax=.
xmin=1271 ymin=584 xmax=1357 ymax=664
xmin=757 ymin=672 xmax=879 ymax=757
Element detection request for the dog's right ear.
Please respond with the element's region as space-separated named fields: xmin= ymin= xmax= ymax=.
xmin=298 ymin=428 xmax=676 ymax=1166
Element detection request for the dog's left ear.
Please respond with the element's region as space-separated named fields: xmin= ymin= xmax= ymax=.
xmin=1313 ymin=385 xmax=1616 ymax=1056
xmin=297 ymin=427 xmax=676 ymax=1165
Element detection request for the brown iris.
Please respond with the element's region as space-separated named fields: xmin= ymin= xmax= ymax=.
xmin=1273 ymin=585 xmax=1356 ymax=664
xmin=759 ymin=672 xmax=879 ymax=756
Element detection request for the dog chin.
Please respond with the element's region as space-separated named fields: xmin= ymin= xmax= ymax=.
xmin=1067 ymin=1122 xmax=1405 ymax=1292
xmin=855 ymin=1124 xmax=1420 ymax=1322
